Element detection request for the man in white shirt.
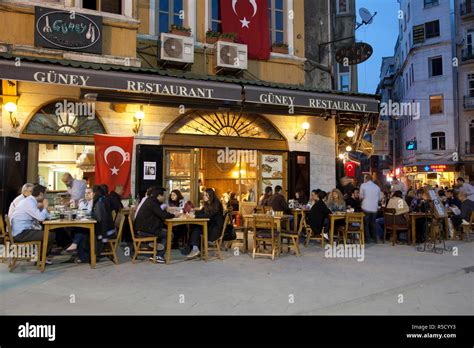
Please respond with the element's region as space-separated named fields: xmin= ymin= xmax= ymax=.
xmin=61 ymin=172 xmax=86 ymax=207
xmin=456 ymin=177 xmax=474 ymax=201
xmin=10 ymin=184 xmax=56 ymax=257
xmin=359 ymin=174 xmax=381 ymax=243
xmin=8 ymin=183 xmax=34 ymax=218
xmin=391 ymin=177 xmax=407 ymax=197
xmin=78 ymin=187 xmax=94 ymax=212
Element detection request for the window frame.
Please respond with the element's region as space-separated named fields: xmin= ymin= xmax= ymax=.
xmin=425 ymin=20 xmax=440 ymax=39
xmin=431 ymin=132 xmax=446 ymax=151
xmin=208 ymin=0 xmax=222 ymax=33
xmin=429 ymin=94 xmax=444 ymax=115
xmin=78 ymin=0 xmax=125 ymax=15
xmin=468 ymin=73 xmax=474 ymax=98
xmin=336 ymin=0 xmax=349 ymax=14
xmin=337 ymin=63 xmax=351 ymax=92
xmin=424 ymin=0 xmax=439 ymax=9
xmin=268 ymin=0 xmax=287 ymax=45
xmin=429 ymin=56 xmax=443 ymax=77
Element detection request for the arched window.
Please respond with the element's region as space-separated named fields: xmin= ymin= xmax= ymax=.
xmin=431 ymin=132 xmax=446 ymax=151
xmin=22 ymin=100 xmax=106 ymax=137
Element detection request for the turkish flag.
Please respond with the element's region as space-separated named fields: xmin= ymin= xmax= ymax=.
xmin=94 ymin=134 xmax=134 ymax=197
xmin=221 ymin=0 xmax=270 ymax=60
xmin=345 ymin=161 xmax=356 ymax=178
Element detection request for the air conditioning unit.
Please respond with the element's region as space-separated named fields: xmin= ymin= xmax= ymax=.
xmin=216 ymin=41 xmax=247 ymax=70
xmin=159 ymin=33 xmax=194 ymax=64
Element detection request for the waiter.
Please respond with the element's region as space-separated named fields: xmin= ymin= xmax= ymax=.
xmin=61 ymin=172 xmax=86 ymax=207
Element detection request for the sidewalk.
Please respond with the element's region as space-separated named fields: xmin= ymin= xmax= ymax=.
xmin=0 ymin=241 xmax=473 ymax=315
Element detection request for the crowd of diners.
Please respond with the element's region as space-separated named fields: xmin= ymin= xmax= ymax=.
xmin=5 ymin=172 xmax=474 ymax=268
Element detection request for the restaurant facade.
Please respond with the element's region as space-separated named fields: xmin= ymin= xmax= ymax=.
xmin=0 ymin=0 xmax=379 ymax=212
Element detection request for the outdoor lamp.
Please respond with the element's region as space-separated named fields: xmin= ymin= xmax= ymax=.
xmin=133 ymin=106 xmax=145 ymax=135
xmin=346 ymin=145 xmax=352 ymax=152
xmin=338 ymin=153 xmax=345 ymax=160
xmin=5 ymin=102 xmax=19 ymax=130
xmin=294 ymin=122 xmax=310 ymax=141
xmin=346 ymin=130 xmax=355 ymax=138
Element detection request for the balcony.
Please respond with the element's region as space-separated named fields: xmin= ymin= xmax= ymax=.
xmin=462 ymin=48 xmax=474 ymax=62
xmin=461 ymin=1 xmax=474 ymax=18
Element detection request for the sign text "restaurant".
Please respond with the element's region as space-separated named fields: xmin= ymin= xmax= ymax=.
xmin=127 ymin=81 xmax=214 ymax=99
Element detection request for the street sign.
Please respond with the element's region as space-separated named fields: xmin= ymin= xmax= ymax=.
xmin=335 ymin=42 xmax=373 ymax=65
xmin=406 ymin=140 xmax=417 ymax=150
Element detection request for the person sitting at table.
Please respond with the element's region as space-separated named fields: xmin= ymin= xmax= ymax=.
xmin=169 ymin=189 xmax=185 ymax=208
xmin=308 ymin=190 xmax=331 ymax=241
xmin=451 ymin=190 xmax=474 ymax=228
xmin=61 ymin=172 xmax=86 ymax=207
xmin=259 ymin=186 xmax=273 ymax=207
xmin=68 ymin=185 xmax=116 ymax=263
xmin=186 ymin=188 xmax=224 ymax=259
xmin=228 ymin=192 xmax=239 ymax=212
xmin=268 ymin=185 xmax=291 ymax=214
xmin=375 ymin=191 xmax=409 ymax=241
xmin=108 ymin=185 xmax=124 ymax=215
xmin=10 ymin=184 xmax=55 ymax=264
xmin=405 ymin=189 xmax=415 ymax=207
xmin=446 ymin=189 xmax=462 ymax=210
xmin=8 ymin=183 xmax=34 ymax=219
xmin=409 ymin=189 xmax=425 ymax=212
xmin=306 ymin=189 xmax=321 ymax=209
xmin=78 ymin=187 xmax=94 ymax=213
xmin=294 ymin=190 xmax=308 ymax=207
xmin=134 ymin=186 xmax=155 ymax=220
xmin=327 ymin=189 xmax=346 ymax=213
xmin=344 ymin=188 xmax=361 ymax=212
xmin=134 ymin=187 xmax=175 ymax=263
xmin=168 ymin=189 xmax=192 ymax=249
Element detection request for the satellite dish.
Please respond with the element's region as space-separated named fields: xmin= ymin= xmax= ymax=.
xmin=359 ymin=7 xmax=374 ymax=24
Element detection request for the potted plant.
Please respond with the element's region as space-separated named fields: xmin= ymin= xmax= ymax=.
xmin=169 ymin=24 xmax=192 ymax=37
xmin=205 ymin=29 xmax=220 ymax=44
xmin=219 ymin=32 xmax=238 ymax=43
xmin=271 ymin=42 xmax=289 ymax=54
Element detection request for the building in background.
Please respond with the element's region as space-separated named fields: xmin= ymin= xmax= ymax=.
xmin=377 ymin=0 xmax=460 ymax=188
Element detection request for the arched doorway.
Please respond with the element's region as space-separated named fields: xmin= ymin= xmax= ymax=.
xmin=161 ymin=110 xmax=289 ymax=205
xmin=20 ymin=99 xmax=107 ymax=190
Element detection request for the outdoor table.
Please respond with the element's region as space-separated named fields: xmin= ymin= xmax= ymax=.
xmin=165 ymin=217 xmax=210 ymax=264
xmin=328 ymin=213 xmax=346 ymax=246
xmin=291 ymin=209 xmax=310 ymax=234
xmin=42 ymin=219 xmax=97 ymax=272
xmin=243 ymin=214 xmax=291 ymax=251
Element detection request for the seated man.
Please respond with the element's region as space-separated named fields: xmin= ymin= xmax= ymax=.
xmin=10 ymin=184 xmax=55 ymax=264
xmin=345 ymin=188 xmax=361 ymax=212
xmin=445 ymin=189 xmax=462 ymax=210
xmin=308 ymin=190 xmax=331 ymax=240
xmin=376 ymin=191 xmax=409 ymax=241
xmin=108 ymin=185 xmax=124 ymax=215
xmin=8 ymin=183 xmax=34 ymax=219
xmin=134 ymin=187 xmax=175 ymax=263
xmin=268 ymin=185 xmax=291 ymax=214
xmin=78 ymin=187 xmax=94 ymax=213
xmin=451 ymin=190 xmax=474 ymax=228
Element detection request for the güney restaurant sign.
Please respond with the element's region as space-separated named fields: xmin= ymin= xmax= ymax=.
xmin=35 ymin=6 xmax=102 ymax=54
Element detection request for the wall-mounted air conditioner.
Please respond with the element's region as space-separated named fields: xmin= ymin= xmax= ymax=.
xmin=159 ymin=32 xmax=194 ymax=64
xmin=216 ymin=41 xmax=248 ymax=70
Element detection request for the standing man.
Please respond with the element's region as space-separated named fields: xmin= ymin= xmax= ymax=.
xmin=8 ymin=183 xmax=34 ymax=218
xmin=391 ymin=177 xmax=407 ymax=197
xmin=61 ymin=172 xmax=86 ymax=207
xmin=456 ymin=177 xmax=474 ymax=201
xmin=359 ymin=174 xmax=381 ymax=243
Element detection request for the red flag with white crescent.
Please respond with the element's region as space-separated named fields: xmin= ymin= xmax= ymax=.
xmin=94 ymin=134 xmax=133 ymax=196
xmin=221 ymin=0 xmax=270 ymax=60
xmin=345 ymin=161 xmax=356 ymax=178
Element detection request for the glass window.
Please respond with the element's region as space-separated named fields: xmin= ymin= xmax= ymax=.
xmin=429 ymin=56 xmax=443 ymax=77
xmin=337 ymin=0 xmax=348 ymax=14
xmin=424 ymin=0 xmax=439 ymax=8
xmin=468 ymin=74 xmax=474 ymax=97
xmin=431 ymin=132 xmax=446 ymax=151
xmin=430 ymin=95 xmax=443 ymax=114
xmin=82 ymin=0 xmax=122 ymax=14
xmin=157 ymin=0 xmax=184 ymax=35
xmin=269 ymin=0 xmax=285 ymax=44
xmin=425 ymin=20 xmax=440 ymax=38
xmin=210 ymin=0 xmax=222 ymax=32
xmin=470 ymin=122 xmax=474 ymax=153
xmin=338 ymin=63 xmax=350 ymax=92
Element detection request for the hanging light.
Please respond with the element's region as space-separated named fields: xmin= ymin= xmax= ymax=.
xmin=346 ymin=145 xmax=352 ymax=152
xmin=346 ymin=130 xmax=355 ymax=138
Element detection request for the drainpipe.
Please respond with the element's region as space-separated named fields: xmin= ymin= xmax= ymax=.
xmin=451 ymin=0 xmax=461 ymax=170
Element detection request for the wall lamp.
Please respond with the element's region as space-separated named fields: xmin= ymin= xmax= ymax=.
xmin=4 ymin=102 xmax=19 ymax=130
xmin=133 ymin=105 xmax=145 ymax=135
xmin=294 ymin=122 xmax=310 ymax=141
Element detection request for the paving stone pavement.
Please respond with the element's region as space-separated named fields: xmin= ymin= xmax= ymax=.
xmin=0 ymin=240 xmax=473 ymax=315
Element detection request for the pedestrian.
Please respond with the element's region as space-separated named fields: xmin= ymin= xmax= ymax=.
xmin=359 ymin=174 xmax=381 ymax=243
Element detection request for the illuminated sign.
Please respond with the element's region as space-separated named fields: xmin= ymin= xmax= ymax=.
xmin=403 ymin=164 xmax=455 ymax=173
xmin=406 ymin=140 xmax=417 ymax=150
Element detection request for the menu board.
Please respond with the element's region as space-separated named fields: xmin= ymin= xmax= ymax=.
xmin=261 ymin=154 xmax=283 ymax=192
xmin=424 ymin=186 xmax=447 ymax=218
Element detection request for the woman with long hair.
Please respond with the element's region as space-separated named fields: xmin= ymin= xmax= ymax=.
xmin=326 ymin=188 xmax=346 ymax=213
xmin=168 ymin=189 xmax=184 ymax=207
xmin=186 ymin=188 xmax=224 ymax=259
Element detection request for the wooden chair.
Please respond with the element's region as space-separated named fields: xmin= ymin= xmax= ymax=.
xmin=343 ymin=213 xmax=365 ymax=246
xmin=263 ymin=206 xmax=273 ymax=214
xmin=202 ymin=213 xmax=230 ymax=260
xmin=111 ymin=210 xmax=117 ymax=222
xmin=304 ymin=225 xmax=325 ymax=248
xmin=128 ymin=215 xmax=158 ymax=263
xmin=252 ymin=215 xmax=280 ymax=260
xmin=0 ymin=214 xmax=10 ymax=263
xmin=383 ymin=208 xmax=409 ymax=245
xmin=227 ymin=202 xmax=256 ymax=252
xmin=455 ymin=211 xmax=473 ymax=241
xmin=280 ymin=221 xmax=301 ymax=256
xmin=99 ymin=212 xmax=125 ymax=264
xmin=3 ymin=214 xmax=41 ymax=272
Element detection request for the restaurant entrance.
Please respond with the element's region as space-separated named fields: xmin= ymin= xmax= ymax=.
xmin=160 ymin=110 xmax=289 ymax=206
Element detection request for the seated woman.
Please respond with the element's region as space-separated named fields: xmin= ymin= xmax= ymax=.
xmin=70 ymin=185 xmax=116 ymax=263
xmin=168 ymin=189 xmax=191 ymax=249
xmin=376 ymin=191 xmax=409 ymax=241
xmin=186 ymin=188 xmax=224 ymax=259
xmin=308 ymin=190 xmax=331 ymax=240
xmin=168 ymin=189 xmax=185 ymax=208
xmin=327 ymin=189 xmax=346 ymax=213
xmin=228 ymin=192 xmax=239 ymax=212
xmin=259 ymin=186 xmax=273 ymax=207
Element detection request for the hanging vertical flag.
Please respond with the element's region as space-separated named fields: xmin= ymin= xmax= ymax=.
xmin=94 ymin=134 xmax=133 ymax=196
xmin=345 ymin=161 xmax=356 ymax=178
xmin=220 ymin=0 xmax=270 ymax=60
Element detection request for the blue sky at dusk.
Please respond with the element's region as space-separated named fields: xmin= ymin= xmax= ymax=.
xmin=356 ymin=0 xmax=400 ymax=94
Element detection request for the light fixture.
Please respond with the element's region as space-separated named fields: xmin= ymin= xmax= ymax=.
xmin=338 ymin=153 xmax=345 ymax=160
xmin=346 ymin=130 xmax=355 ymax=138
xmin=133 ymin=105 xmax=145 ymax=135
xmin=294 ymin=122 xmax=310 ymax=141
xmin=346 ymin=145 xmax=352 ymax=152
xmin=4 ymin=102 xmax=19 ymax=130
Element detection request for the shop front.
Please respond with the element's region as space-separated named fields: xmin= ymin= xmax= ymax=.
xmin=398 ymin=164 xmax=461 ymax=189
xmin=0 ymin=54 xmax=380 ymax=213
